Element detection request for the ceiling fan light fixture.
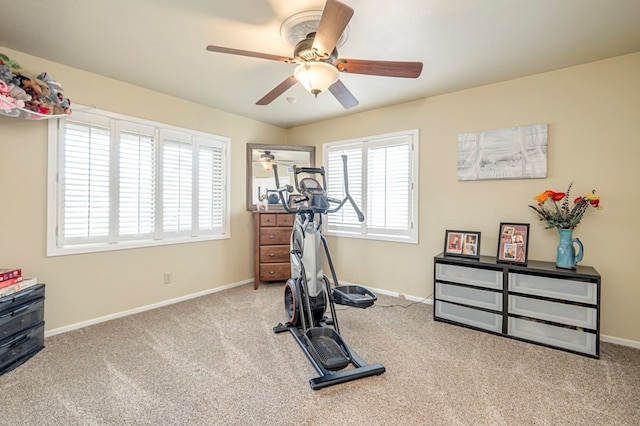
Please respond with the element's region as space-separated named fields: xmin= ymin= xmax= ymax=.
xmin=294 ymin=62 xmax=339 ymax=97
xmin=260 ymin=159 xmax=273 ymax=171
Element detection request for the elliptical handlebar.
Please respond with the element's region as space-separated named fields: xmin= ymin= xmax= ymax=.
xmin=272 ymin=164 xmax=296 ymax=214
xmin=336 ymin=155 xmax=364 ymax=222
xmin=272 ymin=155 xmax=364 ymax=222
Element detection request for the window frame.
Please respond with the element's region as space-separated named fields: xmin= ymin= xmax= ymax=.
xmin=323 ymin=129 xmax=419 ymax=244
xmin=47 ymin=107 xmax=230 ymax=257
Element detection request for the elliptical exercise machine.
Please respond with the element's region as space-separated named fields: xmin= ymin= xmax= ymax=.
xmin=272 ymin=155 xmax=385 ymax=390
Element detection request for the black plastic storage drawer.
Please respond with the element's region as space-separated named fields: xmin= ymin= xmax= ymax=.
xmin=0 ymin=321 xmax=45 ymax=376
xmin=0 ymin=297 xmax=45 ymax=340
xmin=0 ymin=284 xmax=45 ymax=312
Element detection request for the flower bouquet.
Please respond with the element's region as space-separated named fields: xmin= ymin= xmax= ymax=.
xmin=529 ymin=182 xmax=602 ymax=230
xmin=530 ymin=182 xmax=602 ymax=268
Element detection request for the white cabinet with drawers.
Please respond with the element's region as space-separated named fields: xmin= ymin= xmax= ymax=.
xmin=434 ymin=254 xmax=601 ymax=358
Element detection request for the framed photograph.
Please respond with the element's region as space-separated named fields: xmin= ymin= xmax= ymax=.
xmin=497 ymin=222 xmax=530 ymax=265
xmin=444 ymin=230 xmax=481 ymax=259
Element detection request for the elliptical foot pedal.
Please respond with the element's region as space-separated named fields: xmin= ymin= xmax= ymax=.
xmin=273 ymin=323 xmax=290 ymax=334
xmin=333 ymin=285 xmax=377 ymax=308
xmin=304 ymin=328 xmax=351 ymax=371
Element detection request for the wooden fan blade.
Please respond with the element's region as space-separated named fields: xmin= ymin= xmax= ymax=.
xmin=313 ymin=0 xmax=354 ymax=58
xmin=335 ymin=58 xmax=423 ymax=78
xmin=328 ymin=79 xmax=359 ymax=109
xmin=256 ymin=75 xmax=298 ymax=105
xmin=206 ymin=45 xmax=293 ymax=63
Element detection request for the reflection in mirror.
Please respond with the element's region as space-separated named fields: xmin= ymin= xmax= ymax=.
xmin=247 ymin=143 xmax=315 ymax=211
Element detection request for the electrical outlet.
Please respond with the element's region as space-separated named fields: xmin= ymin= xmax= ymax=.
xmin=164 ymin=272 xmax=173 ymax=285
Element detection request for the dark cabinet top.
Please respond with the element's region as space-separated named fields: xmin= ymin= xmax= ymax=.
xmin=434 ymin=253 xmax=600 ymax=281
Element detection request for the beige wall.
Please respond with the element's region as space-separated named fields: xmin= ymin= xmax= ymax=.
xmin=0 ymin=47 xmax=287 ymax=330
xmin=288 ymin=52 xmax=640 ymax=345
xmin=2 ymin=46 xmax=639 ymax=346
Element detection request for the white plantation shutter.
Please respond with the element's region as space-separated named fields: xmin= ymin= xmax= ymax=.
xmin=118 ymin=124 xmax=156 ymax=239
xmin=162 ymin=135 xmax=193 ymax=235
xmin=197 ymin=139 xmax=225 ymax=234
xmin=367 ymin=137 xmax=411 ymax=235
xmin=324 ymin=130 xmax=418 ymax=243
xmin=60 ymin=120 xmax=111 ymax=245
xmin=48 ymin=108 xmax=230 ymax=255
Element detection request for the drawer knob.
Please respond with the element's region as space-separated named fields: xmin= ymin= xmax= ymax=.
xmin=269 ymin=253 xmax=275 ymax=257
xmin=269 ymin=270 xmax=275 ymax=275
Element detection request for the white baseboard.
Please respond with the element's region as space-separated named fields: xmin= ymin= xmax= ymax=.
xmin=45 ymin=278 xmax=640 ymax=351
xmin=369 ymin=286 xmax=433 ymax=305
xmin=44 ymin=278 xmax=252 ymax=338
xmin=600 ymin=334 xmax=640 ymax=350
xmin=343 ymin=280 xmax=640 ymax=350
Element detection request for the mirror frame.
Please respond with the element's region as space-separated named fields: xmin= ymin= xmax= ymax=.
xmin=246 ymin=143 xmax=316 ymax=211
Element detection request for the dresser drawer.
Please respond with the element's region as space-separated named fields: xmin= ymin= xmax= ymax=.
xmin=436 ymin=282 xmax=502 ymax=311
xmin=435 ymin=301 xmax=502 ymax=333
xmin=508 ymin=273 xmax=597 ymax=305
xmin=0 ymin=284 xmax=45 ymax=312
xmin=259 ymin=263 xmax=291 ymax=282
xmin=260 ymin=246 xmax=290 ymax=263
xmin=435 ymin=264 xmax=502 ymax=290
xmin=0 ymin=321 xmax=45 ymax=376
xmin=260 ymin=214 xmax=277 ymax=227
xmin=0 ymin=297 xmax=45 ymax=340
xmin=508 ymin=317 xmax=596 ymax=356
xmin=260 ymin=228 xmax=291 ymax=245
xmin=277 ymin=214 xmax=294 ymax=227
xmin=260 ymin=213 xmax=293 ymax=227
xmin=508 ymin=295 xmax=596 ymax=329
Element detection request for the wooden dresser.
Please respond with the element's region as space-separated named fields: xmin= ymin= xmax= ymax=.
xmin=253 ymin=211 xmax=294 ymax=289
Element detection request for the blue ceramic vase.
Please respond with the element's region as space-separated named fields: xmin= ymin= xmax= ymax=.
xmin=556 ymin=228 xmax=583 ymax=269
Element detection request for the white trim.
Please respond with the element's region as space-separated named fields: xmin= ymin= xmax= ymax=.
xmin=325 ymin=231 xmax=418 ymax=244
xmin=335 ymin=279 xmax=433 ymax=305
xmin=44 ymin=278 xmax=252 ymax=337
xmin=600 ymin=334 xmax=640 ymax=350
xmin=337 ymin=280 xmax=640 ymax=350
xmin=47 ymin=233 xmax=229 ymax=257
xmin=46 ymin=105 xmax=231 ymax=257
xmin=43 ymin=276 xmax=640 ymax=353
xmin=323 ymin=129 xmax=419 ymax=244
xmin=47 ymin=119 xmax=60 ymax=256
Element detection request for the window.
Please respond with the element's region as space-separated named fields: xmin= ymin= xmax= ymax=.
xmin=323 ymin=129 xmax=419 ymax=243
xmin=47 ymin=108 xmax=230 ymax=256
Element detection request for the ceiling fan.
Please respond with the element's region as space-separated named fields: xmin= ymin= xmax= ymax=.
xmin=254 ymin=150 xmax=294 ymax=171
xmin=206 ymin=0 xmax=423 ymax=109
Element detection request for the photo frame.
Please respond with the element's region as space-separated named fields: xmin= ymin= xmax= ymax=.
xmin=444 ymin=230 xmax=481 ymax=259
xmin=496 ymin=222 xmax=530 ymax=265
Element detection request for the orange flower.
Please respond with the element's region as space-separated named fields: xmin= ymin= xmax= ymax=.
xmin=534 ymin=190 xmax=553 ymax=203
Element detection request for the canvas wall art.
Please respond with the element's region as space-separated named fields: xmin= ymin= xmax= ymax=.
xmin=457 ymin=123 xmax=547 ymax=181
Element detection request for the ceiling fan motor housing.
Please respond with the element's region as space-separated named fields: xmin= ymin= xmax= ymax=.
xmin=294 ymin=33 xmax=338 ymax=63
xmin=261 ymin=151 xmax=275 ymax=161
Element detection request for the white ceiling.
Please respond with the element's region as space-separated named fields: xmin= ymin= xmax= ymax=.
xmin=2 ymin=0 xmax=639 ymax=128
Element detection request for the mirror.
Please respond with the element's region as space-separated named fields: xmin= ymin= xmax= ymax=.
xmin=246 ymin=143 xmax=316 ymax=211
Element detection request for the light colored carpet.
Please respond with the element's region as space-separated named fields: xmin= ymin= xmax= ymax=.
xmin=1 ymin=283 xmax=639 ymax=425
